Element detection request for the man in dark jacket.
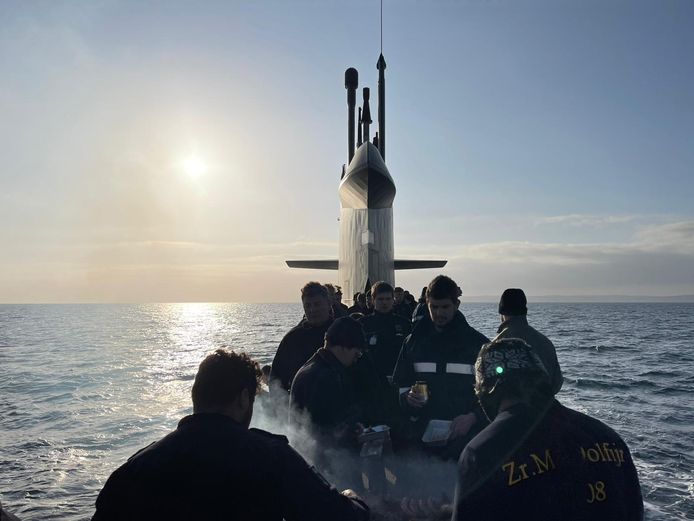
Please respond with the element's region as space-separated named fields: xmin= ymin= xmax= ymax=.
xmin=392 ymin=287 xmax=411 ymax=319
xmin=93 ymin=349 xmax=369 ymax=521
xmin=453 ymin=338 xmax=643 ymax=521
xmin=360 ymin=281 xmax=411 ymax=381
xmin=270 ymin=282 xmax=333 ymax=393
xmin=493 ymin=288 xmax=563 ymax=395
xmin=289 ymin=317 xmax=367 ymax=448
xmin=392 ymin=275 xmax=489 ymax=458
xmin=348 ymin=293 xmax=370 ymax=315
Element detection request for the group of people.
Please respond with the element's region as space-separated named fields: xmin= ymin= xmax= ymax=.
xmin=90 ymin=275 xmax=644 ymax=520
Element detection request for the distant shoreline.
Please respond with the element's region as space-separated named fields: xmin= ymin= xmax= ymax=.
xmin=2 ymin=296 xmax=694 ymax=305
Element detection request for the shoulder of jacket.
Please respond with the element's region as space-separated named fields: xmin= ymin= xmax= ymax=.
xmin=248 ymin=428 xmax=290 ymax=446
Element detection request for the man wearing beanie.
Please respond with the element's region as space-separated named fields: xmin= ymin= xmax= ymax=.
xmin=494 ymin=288 xmax=563 ymax=395
xmin=289 ymin=317 xmax=367 ymax=448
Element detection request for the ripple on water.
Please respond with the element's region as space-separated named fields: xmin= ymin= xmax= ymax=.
xmin=1 ymin=302 xmax=693 ymax=521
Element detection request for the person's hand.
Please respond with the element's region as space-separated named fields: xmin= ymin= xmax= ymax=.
xmin=355 ymin=422 xmax=366 ymax=436
xmin=405 ymin=390 xmax=427 ymax=409
xmin=449 ymin=413 xmax=476 ymax=439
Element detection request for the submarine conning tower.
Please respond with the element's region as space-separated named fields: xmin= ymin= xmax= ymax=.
xmin=285 ymin=53 xmax=446 ymax=302
xmin=338 ymin=54 xmax=395 ymax=301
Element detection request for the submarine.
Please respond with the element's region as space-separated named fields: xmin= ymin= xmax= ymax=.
xmin=286 ymin=53 xmax=446 ymax=303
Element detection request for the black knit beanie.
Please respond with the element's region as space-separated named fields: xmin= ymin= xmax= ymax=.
xmin=498 ymin=288 xmax=528 ymax=315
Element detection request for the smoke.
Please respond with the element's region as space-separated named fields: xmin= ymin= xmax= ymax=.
xmin=249 ymin=389 xmax=459 ymax=510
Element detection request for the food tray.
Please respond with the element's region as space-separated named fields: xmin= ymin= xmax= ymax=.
xmin=421 ymin=419 xmax=452 ymax=446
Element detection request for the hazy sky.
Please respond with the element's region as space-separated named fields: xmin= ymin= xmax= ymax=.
xmin=1 ymin=0 xmax=693 ymax=303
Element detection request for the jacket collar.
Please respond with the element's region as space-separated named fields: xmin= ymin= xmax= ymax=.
xmin=497 ymin=314 xmax=529 ymax=333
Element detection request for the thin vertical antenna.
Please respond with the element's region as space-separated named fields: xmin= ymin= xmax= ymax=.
xmin=380 ymin=0 xmax=383 ymax=54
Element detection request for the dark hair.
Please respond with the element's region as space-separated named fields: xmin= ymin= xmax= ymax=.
xmin=371 ymin=281 xmax=394 ymax=297
xmin=426 ymin=275 xmax=460 ymax=302
xmin=419 ymin=286 xmax=427 ymax=302
xmin=394 ymin=286 xmax=404 ymax=293
xmin=301 ymin=281 xmax=329 ymax=301
xmin=324 ymin=283 xmax=336 ymax=295
xmin=192 ymin=349 xmax=261 ymax=412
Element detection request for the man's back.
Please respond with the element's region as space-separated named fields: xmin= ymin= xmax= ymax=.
xmin=495 ymin=315 xmax=563 ymax=394
xmin=94 ymin=413 xmax=366 ymax=521
xmin=271 ymin=319 xmax=332 ymax=392
xmin=454 ymin=400 xmax=643 ymax=521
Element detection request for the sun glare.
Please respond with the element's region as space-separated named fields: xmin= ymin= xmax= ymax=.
xmin=181 ymin=154 xmax=207 ymax=179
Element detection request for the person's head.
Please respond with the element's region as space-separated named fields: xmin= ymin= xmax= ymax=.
xmin=365 ymin=290 xmax=373 ymax=309
xmin=371 ymin=281 xmax=395 ymax=314
xmin=325 ymin=317 xmax=366 ymax=367
xmin=426 ymin=275 xmax=460 ymax=328
xmin=393 ymin=287 xmax=404 ymax=304
xmin=301 ymin=282 xmax=332 ymax=326
xmin=419 ymin=286 xmax=427 ymax=303
xmin=404 ymin=291 xmax=415 ymax=306
xmin=474 ymin=338 xmax=552 ymax=421
xmin=324 ymin=283 xmax=336 ymax=298
xmin=498 ymin=288 xmax=528 ymax=321
xmin=356 ymin=292 xmax=366 ymax=306
xmin=192 ymin=349 xmax=262 ymax=428
xmin=335 ymin=285 xmax=343 ymax=304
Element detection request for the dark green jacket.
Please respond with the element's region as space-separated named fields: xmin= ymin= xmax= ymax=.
xmin=494 ymin=315 xmax=563 ymax=395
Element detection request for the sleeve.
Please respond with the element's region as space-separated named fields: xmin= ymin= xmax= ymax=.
xmin=91 ymin=465 xmax=129 ymax=521
xmin=270 ymin=337 xmax=292 ymax=392
xmin=452 ymin=448 xmax=494 ymax=521
xmin=391 ymin=336 xmax=419 ymax=413
xmin=301 ymin=373 xmax=341 ymax=428
xmin=279 ymin=444 xmax=370 ymax=521
xmin=545 ymin=338 xmax=564 ymax=395
xmin=621 ymin=444 xmax=645 ymax=521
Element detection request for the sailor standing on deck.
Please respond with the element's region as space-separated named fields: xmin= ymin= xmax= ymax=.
xmin=453 ymin=338 xmax=643 ymax=521
xmin=392 ymin=275 xmax=489 ymax=459
xmin=93 ymin=349 xmax=369 ymax=521
xmin=359 ymin=282 xmax=411 ymax=382
xmin=494 ymin=288 xmax=563 ymax=395
xmin=270 ymin=282 xmax=333 ymax=394
xmin=289 ymin=317 xmax=367 ymax=450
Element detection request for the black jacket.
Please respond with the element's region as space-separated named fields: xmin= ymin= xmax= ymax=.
xmin=392 ymin=312 xmax=489 ymax=430
xmin=359 ymin=311 xmax=411 ymax=380
xmin=453 ymin=400 xmax=643 ymax=521
xmin=494 ymin=315 xmax=563 ymax=395
xmin=270 ymin=319 xmax=332 ymax=392
xmin=289 ymin=349 xmax=362 ymax=446
xmin=92 ymin=413 xmax=369 ymax=521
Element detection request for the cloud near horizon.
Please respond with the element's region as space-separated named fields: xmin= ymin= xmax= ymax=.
xmin=2 ymin=217 xmax=693 ymax=302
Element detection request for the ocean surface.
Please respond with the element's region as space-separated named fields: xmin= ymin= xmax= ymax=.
xmin=0 ymin=303 xmax=692 ymax=520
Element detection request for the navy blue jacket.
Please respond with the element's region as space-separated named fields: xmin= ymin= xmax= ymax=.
xmin=392 ymin=312 xmax=489 ymax=428
xmin=453 ymin=400 xmax=643 ymax=521
xmin=92 ymin=413 xmax=368 ymax=521
xmin=271 ymin=318 xmax=332 ymax=392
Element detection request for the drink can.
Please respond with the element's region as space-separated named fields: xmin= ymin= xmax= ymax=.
xmin=411 ymin=381 xmax=429 ymax=401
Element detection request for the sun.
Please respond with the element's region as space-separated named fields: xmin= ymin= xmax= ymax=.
xmin=181 ymin=154 xmax=207 ymax=179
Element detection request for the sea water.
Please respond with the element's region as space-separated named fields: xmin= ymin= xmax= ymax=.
xmin=0 ymin=303 xmax=692 ymax=519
